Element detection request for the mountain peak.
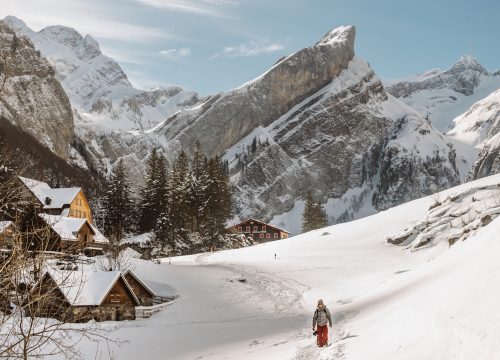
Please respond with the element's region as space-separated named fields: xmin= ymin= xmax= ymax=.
xmin=450 ymin=55 xmax=489 ymax=75
xmin=3 ymin=15 xmax=34 ymax=37
xmin=316 ymin=25 xmax=355 ymax=47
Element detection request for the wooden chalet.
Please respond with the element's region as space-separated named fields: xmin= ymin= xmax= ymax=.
xmin=123 ymin=270 xmax=156 ymax=306
xmin=19 ymin=176 xmax=93 ymax=223
xmin=31 ymin=270 xmax=140 ymax=322
xmin=227 ymin=218 xmax=290 ymax=243
xmin=38 ymin=214 xmax=108 ymax=255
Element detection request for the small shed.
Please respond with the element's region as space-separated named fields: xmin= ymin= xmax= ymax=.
xmin=123 ymin=270 xmax=156 ymax=306
xmin=31 ymin=270 xmax=140 ymax=322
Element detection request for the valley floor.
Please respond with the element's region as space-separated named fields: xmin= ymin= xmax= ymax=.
xmin=79 ymin=174 xmax=500 ymax=360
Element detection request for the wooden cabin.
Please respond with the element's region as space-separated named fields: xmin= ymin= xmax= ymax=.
xmin=227 ymin=218 xmax=290 ymax=243
xmin=19 ymin=177 xmax=93 ymax=223
xmin=123 ymin=270 xmax=156 ymax=306
xmin=38 ymin=214 xmax=108 ymax=254
xmin=30 ymin=271 xmax=140 ymax=322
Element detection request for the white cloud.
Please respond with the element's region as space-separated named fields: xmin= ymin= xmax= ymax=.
xmin=210 ymin=41 xmax=285 ymax=59
xmin=134 ymin=0 xmax=235 ymax=17
xmin=160 ymin=47 xmax=191 ymax=59
xmin=0 ymin=0 xmax=171 ymax=42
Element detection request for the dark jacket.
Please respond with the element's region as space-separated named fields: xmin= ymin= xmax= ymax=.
xmin=312 ymin=306 xmax=332 ymax=327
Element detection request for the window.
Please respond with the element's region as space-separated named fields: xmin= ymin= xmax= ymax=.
xmin=274 ymin=233 xmax=279 ymax=238
xmin=246 ymin=226 xmax=250 ymax=232
xmin=238 ymin=226 xmax=242 ymax=233
xmin=110 ymin=294 xmax=120 ymax=303
xmin=259 ymin=233 xmax=264 ymax=238
xmin=266 ymin=233 xmax=270 ymax=238
xmin=253 ymin=226 xmax=258 ymax=232
xmin=262 ymin=225 xmax=266 ymax=232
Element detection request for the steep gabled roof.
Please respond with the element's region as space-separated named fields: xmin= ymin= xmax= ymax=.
xmin=19 ymin=176 xmax=81 ymax=210
xmin=42 ymin=270 xmax=140 ymax=306
xmin=39 ymin=213 xmax=94 ymax=241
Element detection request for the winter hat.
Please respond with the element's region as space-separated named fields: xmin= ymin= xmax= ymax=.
xmin=317 ymin=299 xmax=324 ymax=305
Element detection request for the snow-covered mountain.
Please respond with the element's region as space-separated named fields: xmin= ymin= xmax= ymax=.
xmin=3 ymin=15 xmax=198 ymax=131
xmin=1 ymin=16 xmax=200 ymax=185
xmin=385 ymin=55 xmax=500 ymax=133
xmin=155 ymin=26 xmax=462 ymax=233
xmin=448 ymin=89 xmax=500 ymax=179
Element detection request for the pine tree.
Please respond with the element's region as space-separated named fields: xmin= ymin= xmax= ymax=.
xmin=187 ymin=141 xmax=208 ymax=232
xmin=302 ymin=192 xmax=328 ymax=232
xmin=168 ymin=151 xmax=190 ymax=252
xmin=203 ymin=156 xmax=232 ymax=250
xmin=302 ymin=191 xmax=316 ymax=232
xmin=313 ymin=202 xmax=328 ymax=229
xmin=102 ymin=159 xmax=134 ymax=243
xmin=251 ymin=137 xmax=257 ymax=154
xmin=138 ymin=149 xmax=158 ymax=232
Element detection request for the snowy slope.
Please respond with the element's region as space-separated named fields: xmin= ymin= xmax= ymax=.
xmin=65 ymin=173 xmax=500 ymax=359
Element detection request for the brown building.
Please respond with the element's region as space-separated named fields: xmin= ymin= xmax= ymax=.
xmin=19 ymin=176 xmax=93 ymax=223
xmin=227 ymin=218 xmax=290 ymax=243
xmin=31 ymin=270 xmax=140 ymax=322
xmin=124 ymin=270 xmax=156 ymax=306
xmin=38 ymin=214 xmax=108 ymax=254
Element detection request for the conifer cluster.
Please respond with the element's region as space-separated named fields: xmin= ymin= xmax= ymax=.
xmin=101 ymin=143 xmax=233 ymax=254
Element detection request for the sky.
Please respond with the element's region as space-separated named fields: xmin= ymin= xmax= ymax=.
xmin=1 ymin=0 xmax=499 ymax=95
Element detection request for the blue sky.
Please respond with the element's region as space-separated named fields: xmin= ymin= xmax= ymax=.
xmin=2 ymin=0 xmax=499 ymax=95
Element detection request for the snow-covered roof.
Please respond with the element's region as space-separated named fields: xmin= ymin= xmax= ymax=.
xmin=0 ymin=220 xmax=13 ymax=233
xmin=39 ymin=213 xmax=93 ymax=241
xmin=89 ymin=223 xmax=109 ymax=244
xmin=19 ymin=176 xmax=81 ymax=209
xmin=43 ymin=269 xmax=139 ymax=306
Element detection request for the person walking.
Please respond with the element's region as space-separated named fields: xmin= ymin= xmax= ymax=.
xmin=312 ymin=299 xmax=332 ymax=347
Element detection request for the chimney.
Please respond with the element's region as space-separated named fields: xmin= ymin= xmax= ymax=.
xmin=45 ymin=197 xmax=52 ymax=205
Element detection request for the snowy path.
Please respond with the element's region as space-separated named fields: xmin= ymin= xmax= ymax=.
xmin=100 ymin=258 xmax=311 ymax=360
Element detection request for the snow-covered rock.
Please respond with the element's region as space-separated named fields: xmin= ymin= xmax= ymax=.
xmin=447 ymin=89 xmax=500 ymax=179
xmin=385 ymin=55 xmax=500 ymax=133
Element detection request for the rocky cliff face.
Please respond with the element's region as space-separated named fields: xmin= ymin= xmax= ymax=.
xmin=155 ymin=26 xmax=355 ymax=157
xmin=0 ymin=21 xmax=74 ymax=159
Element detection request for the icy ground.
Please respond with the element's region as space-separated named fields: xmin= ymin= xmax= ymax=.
xmin=78 ymin=174 xmax=500 ymax=359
